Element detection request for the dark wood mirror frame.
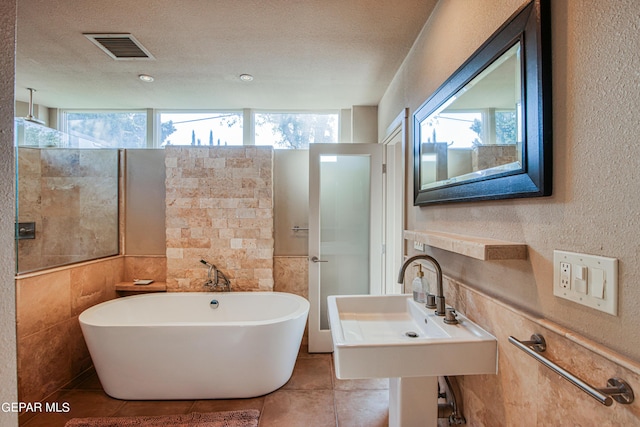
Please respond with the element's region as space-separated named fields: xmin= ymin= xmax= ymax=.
xmin=413 ymin=0 xmax=551 ymax=206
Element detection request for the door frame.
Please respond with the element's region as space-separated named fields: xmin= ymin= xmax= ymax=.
xmin=308 ymin=143 xmax=384 ymax=352
xmin=381 ymin=108 xmax=409 ymax=295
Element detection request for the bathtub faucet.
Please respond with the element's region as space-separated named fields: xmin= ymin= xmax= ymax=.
xmin=200 ymin=259 xmax=231 ymax=292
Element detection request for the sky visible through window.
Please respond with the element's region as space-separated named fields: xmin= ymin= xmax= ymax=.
xmin=160 ymin=112 xmax=243 ymax=146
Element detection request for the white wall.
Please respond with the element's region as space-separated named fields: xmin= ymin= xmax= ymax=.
xmin=379 ymin=0 xmax=640 ymax=362
xmin=351 ymin=105 xmax=378 ymax=143
xmin=0 ymin=0 xmax=18 ymax=425
xmin=274 ymin=149 xmax=309 ymax=256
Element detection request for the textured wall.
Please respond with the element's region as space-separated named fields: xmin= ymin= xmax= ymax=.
xmin=380 ymin=0 xmax=640 ymax=363
xmin=0 ymin=0 xmax=17 ymax=425
xmin=379 ymin=0 xmax=640 ymax=423
xmin=165 ymin=146 xmax=274 ymax=291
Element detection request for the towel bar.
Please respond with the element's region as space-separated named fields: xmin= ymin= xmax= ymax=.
xmin=509 ymin=334 xmax=634 ymax=406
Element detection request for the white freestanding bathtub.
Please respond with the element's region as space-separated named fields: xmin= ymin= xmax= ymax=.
xmin=79 ymin=292 xmax=309 ymax=400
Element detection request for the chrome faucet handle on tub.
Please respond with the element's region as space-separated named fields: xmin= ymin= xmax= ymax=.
xmin=200 ymin=259 xmax=231 ymax=291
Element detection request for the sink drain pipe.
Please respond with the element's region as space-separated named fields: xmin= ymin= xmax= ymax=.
xmin=437 ymin=376 xmax=466 ymax=425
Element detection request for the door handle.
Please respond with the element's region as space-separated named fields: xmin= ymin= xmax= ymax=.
xmin=310 ymin=256 xmax=328 ymax=263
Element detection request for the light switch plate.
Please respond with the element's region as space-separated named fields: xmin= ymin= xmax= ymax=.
xmin=553 ymin=250 xmax=618 ymax=315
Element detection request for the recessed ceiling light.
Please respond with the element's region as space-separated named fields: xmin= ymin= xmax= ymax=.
xmin=239 ymin=74 xmax=254 ymax=82
xmin=138 ymin=74 xmax=154 ymax=82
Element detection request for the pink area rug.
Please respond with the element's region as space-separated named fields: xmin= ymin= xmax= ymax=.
xmin=64 ymin=410 xmax=260 ymax=427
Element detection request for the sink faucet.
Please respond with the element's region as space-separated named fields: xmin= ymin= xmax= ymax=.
xmin=398 ymin=254 xmax=446 ymax=316
xmin=200 ymin=259 xmax=231 ymax=291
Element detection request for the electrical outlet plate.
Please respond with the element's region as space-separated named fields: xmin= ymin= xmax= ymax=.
xmin=553 ymin=250 xmax=618 ymax=316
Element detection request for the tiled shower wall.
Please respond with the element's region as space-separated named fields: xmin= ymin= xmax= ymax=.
xmin=16 ymin=148 xmax=119 ymax=273
xmin=165 ymin=146 xmax=274 ymax=291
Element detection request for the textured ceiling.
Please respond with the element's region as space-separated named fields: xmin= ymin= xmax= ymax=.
xmin=15 ymin=0 xmax=437 ymax=110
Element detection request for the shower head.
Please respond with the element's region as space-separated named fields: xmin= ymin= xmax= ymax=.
xmin=22 ymin=88 xmax=45 ymax=125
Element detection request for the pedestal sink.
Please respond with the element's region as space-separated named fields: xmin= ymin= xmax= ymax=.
xmin=327 ymin=294 xmax=497 ymax=427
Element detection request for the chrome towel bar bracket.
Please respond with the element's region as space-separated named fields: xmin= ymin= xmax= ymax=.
xmin=509 ymin=334 xmax=634 ymax=406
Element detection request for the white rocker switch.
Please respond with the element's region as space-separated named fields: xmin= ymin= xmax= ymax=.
xmin=590 ymin=268 xmax=606 ymax=299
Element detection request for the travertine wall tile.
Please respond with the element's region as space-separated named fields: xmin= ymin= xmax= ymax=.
xmin=273 ymin=256 xmax=308 ymax=299
xmin=16 ymin=148 xmax=119 ymax=272
xmin=165 ymin=146 xmax=274 ymax=291
xmin=123 ymin=256 xmax=166 ymax=282
xmin=273 ymin=256 xmax=309 ymax=344
xmin=442 ymin=277 xmax=640 ymax=426
xmin=16 ymin=256 xmax=123 ymax=403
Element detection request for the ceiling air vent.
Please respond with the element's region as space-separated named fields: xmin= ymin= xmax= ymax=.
xmin=84 ymin=33 xmax=155 ymax=60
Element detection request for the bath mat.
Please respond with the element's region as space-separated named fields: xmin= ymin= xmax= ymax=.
xmin=64 ymin=409 xmax=260 ymax=427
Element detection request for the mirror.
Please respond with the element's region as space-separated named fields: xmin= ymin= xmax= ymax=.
xmin=414 ymin=0 xmax=551 ymax=205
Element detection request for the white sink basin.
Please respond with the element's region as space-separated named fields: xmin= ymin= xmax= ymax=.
xmin=327 ymin=294 xmax=498 ymax=379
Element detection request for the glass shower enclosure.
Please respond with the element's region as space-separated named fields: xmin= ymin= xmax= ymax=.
xmin=14 ymin=118 xmax=119 ymax=273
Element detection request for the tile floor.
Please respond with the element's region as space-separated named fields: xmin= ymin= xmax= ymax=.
xmin=19 ymin=346 xmax=389 ymax=427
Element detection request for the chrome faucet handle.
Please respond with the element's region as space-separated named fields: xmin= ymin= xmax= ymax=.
xmin=425 ymin=294 xmax=437 ymax=309
xmin=444 ymin=307 xmax=459 ymax=325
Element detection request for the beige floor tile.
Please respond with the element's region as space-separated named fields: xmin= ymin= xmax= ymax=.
xmin=283 ymin=357 xmax=333 ymax=390
xmin=191 ymin=396 xmax=265 ymax=413
xmin=298 ymin=345 xmax=333 ymax=359
xmin=260 ymin=389 xmax=336 ymax=427
xmin=68 ymin=369 xmax=103 ymax=391
xmin=20 ymin=411 xmax=70 ymax=427
xmin=112 ymin=400 xmax=196 ymax=417
xmin=335 ymin=389 xmax=388 ymax=427
xmin=333 ymin=377 xmax=389 ymax=391
xmin=55 ymin=389 xmax=126 ymax=418
xmin=22 ymin=389 xmax=125 ymax=427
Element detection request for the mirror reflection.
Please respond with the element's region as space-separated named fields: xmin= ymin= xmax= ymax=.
xmin=419 ymin=42 xmax=523 ymax=190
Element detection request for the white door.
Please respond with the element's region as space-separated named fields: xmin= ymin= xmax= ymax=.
xmin=308 ymin=143 xmax=383 ymax=352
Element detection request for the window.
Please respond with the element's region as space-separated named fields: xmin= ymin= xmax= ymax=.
xmin=158 ymin=111 xmax=243 ymax=146
xmin=255 ymin=112 xmax=338 ymax=149
xmin=60 ymin=110 xmax=340 ymax=148
xmin=62 ymin=111 xmax=147 ymax=148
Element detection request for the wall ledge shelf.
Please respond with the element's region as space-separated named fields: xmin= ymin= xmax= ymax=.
xmin=116 ymin=281 xmax=167 ymax=295
xmin=404 ymin=230 xmax=527 ymax=260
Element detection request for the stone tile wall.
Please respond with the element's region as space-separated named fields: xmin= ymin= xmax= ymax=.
xmin=421 ymin=270 xmax=640 ymax=426
xmin=15 ymin=255 xmax=165 ymax=403
xmin=165 ymin=146 xmax=274 ymax=291
xmin=16 ymin=148 xmax=119 ymax=273
xmin=122 ymin=255 xmax=166 ymax=282
xmin=16 ymin=256 xmax=123 ymax=403
xmin=471 ymin=144 xmax=517 ymax=171
xmin=274 ymin=256 xmax=309 ymax=345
